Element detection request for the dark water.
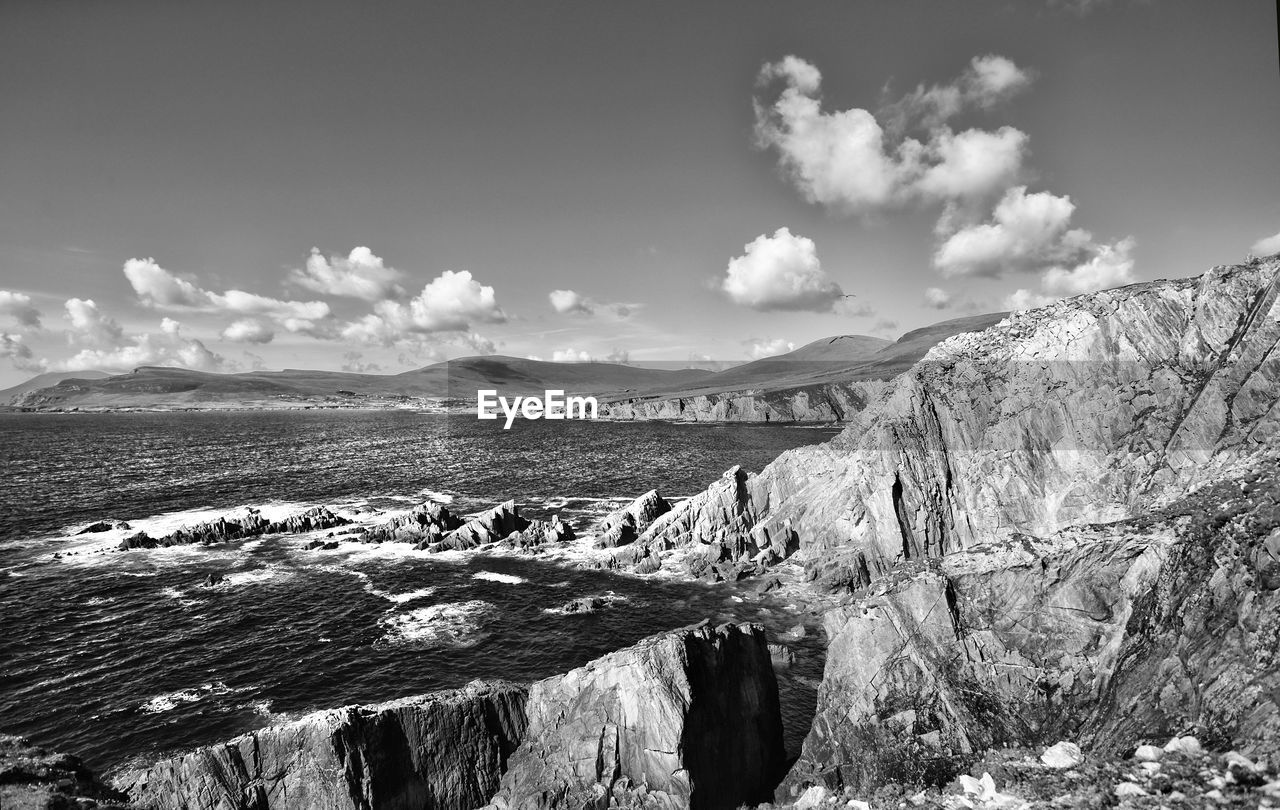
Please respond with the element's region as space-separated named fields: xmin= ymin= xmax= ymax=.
xmin=0 ymin=411 xmax=835 ymax=776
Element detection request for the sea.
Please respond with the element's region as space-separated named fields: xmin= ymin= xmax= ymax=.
xmin=0 ymin=410 xmax=838 ymax=778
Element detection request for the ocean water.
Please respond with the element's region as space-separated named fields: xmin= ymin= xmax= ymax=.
xmin=0 ymin=411 xmax=837 ymax=776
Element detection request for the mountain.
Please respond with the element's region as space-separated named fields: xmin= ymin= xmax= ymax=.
xmin=7 ymin=357 xmax=712 ymax=411
xmin=0 ymin=370 xmax=109 ymax=405
xmin=597 ymin=314 xmax=1006 ymax=422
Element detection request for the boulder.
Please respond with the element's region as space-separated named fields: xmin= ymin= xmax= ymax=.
xmin=116 ymin=681 xmax=528 ymax=810
xmin=488 ymin=621 xmax=784 ymax=810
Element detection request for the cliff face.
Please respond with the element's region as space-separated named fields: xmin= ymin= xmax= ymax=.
xmin=613 ymin=260 xmax=1280 ymax=588
xmin=117 ymin=681 xmax=529 ymax=810
xmin=0 ymin=733 xmax=131 ymax=809
xmin=489 ymin=621 xmax=783 ymax=810
xmin=596 ymin=381 xmax=890 ymax=423
xmin=115 ymin=623 xmax=781 ymax=810
xmin=779 ymin=453 xmax=1280 ymax=797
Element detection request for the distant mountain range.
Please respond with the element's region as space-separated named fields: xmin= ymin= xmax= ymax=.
xmin=2 ymin=313 xmax=1005 ymax=417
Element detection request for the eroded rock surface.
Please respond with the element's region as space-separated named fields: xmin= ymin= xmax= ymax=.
xmin=489 ymin=621 xmax=784 ymax=810
xmin=592 ymin=490 xmax=671 ymax=549
xmin=117 ymin=506 xmax=350 ymax=550
xmin=117 ymin=681 xmax=528 ymax=810
xmin=0 ymin=733 xmax=131 ymax=809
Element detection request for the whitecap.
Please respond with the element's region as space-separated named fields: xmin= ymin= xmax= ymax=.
xmin=368 ymin=586 xmax=436 ymax=604
xmin=378 ymin=600 xmax=496 ymax=648
xmin=139 ymin=682 xmax=242 ymax=714
xmin=471 ymin=571 xmax=525 ymax=585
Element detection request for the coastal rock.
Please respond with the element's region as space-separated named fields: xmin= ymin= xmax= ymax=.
xmin=616 ymin=261 xmax=1280 ymax=590
xmin=430 ymin=500 xmax=527 ymax=552
xmin=116 ymin=681 xmax=528 ymax=810
xmin=118 ymin=506 xmax=352 ymax=550
xmin=360 ymin=502 xmax=461 ymax=544
xmin=592 ymin=490 xmax=670 ymax=548
xmin=118 ymin=532 xmax=158 ymax=550
xmin=596 ymin=381 xmax=891 ymax=424
xmin=0 ymin=733 xmax=131 ymax=809
xmin=498 ymin=515 xmax=576 ymax=552
xmin=77 ymin=520 xmax=130 ymax=534
xmin=488 ymin=621 xmax=784 ymax=810
xmin=779 ymin=455 xmax=1280 ymax=796
xmin=560 ymin=596 xmax=606 ymax=614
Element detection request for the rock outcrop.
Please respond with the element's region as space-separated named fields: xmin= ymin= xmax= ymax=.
xmin=0 ymin=733 xmax=131 ymax=809
xmin=117 ymin=681 xmax=529 ymax=810
xmin=117 ymin=507 xmax=350 ymax=550
xmin=426 ymin=500 xmax=528 ymax=552
xmin=592 ymin=490 xmax=671 ymax=548
xmin=356 ymin=502 xmax=462 ymax=546
xmin=488 ymin=621 xmax=784 ymax=810
xmin=613 ymin=260 xmax=1280 ymax=588
xmin=778 ymin=454 xmax=1280 ymax=797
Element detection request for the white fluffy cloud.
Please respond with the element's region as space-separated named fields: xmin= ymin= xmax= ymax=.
xmin=342 ymin=270 xmax=506 ymax=346
xmin=722 ymin=227 xmax=844 ymax=312
xmin=54 ymin=311 xmax=224 ymax=373
xmin=753 ymin=55 xmax=1031 ymax=214
xmin=220 ymin=318 xmax=275 ymax=344
xmin=124 ymin=258 xmax=330 ymax=322
xmin=290 ymin=247 xmax=405 ymax=302
xmin=747 ymin=338 xmax=795 ymax=359
xmin=923 ymin=287 xmax=953 ymax=309
xmin=0 ymin=291 xmax=42 ymax=329
xmin=551 ymin=348 xmax=594 ymax=363
xmin=933 ymin=186 xmax=1090 ymax=277
xmin=1251 ymin=229 xmax=1280 ymax=256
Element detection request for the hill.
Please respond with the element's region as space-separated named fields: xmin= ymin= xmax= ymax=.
xmin=0 ymin=370 xmax=110 ymax=405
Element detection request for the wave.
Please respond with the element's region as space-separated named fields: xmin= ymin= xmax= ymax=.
xmin=377 ymin=600 xmax=496 ymax=648
xmin=138 ymin=682 xmax=244 ymax=714
xmin=471 ymin=571 xmax=525 ymax=585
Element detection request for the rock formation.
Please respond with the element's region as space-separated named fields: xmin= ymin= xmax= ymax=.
xmin=356 ymin=502 xmax=462 ymax=546
xmin=116 ymin=622 xmax=781 ymax=810
xmin=117 ymin=681 xmax=529 ymax=810
xmin=612 ymin=260 xmax=1280 ymax=590
xmin=488 ymin=621 xmax=784 ymax=810
xmin=117 ymin=506 xmax=349 ymax=550
xmin=597 ymin=381 xmax=889 ymax=424
xmin=0 ymin=733 xmax=131 ymax=809
xmin=592 ymin=490 xmax=671 ymax=548
xmin=425 ymin=500 xmax=528 ymax=552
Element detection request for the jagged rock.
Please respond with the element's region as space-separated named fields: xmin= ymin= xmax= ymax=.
xmin=596 ymin=380 xmax=893 ymax=424
xmin=778 ymin=455 xmax=1280 ymax=796
xmin=267 ymin=507 xmax=350 ymax=536
xmin=0 ymin=733 xmax=131 ymax=809
xmin=116 ymin=681 xmax=528 ymax=810
xmin=118 ymin=532 xmax=157 ymax=550
xmin=429 ymin=501 xmax=527 ymax=552
xmin=768 ymin=643 xmax=796 ymax=669
xmin=498 ymin=515 xmax=576 ymax=552
xmin=361 ymin=502 xmax=461 ymax=544
xmin=617 ymin=261 xmax=1280 ymax=589
xmin=302 ymin=539 xmax=339 ymax=551
xmin=77 ymin=520 xmax=129 ymax=534
xmin=201 ymin=573 xmax=224 ymax=588
xmin=592 ymin=490 xmax=671 ymax=549
xmin=560 ymin=596 xmax=605 ymax=614
xmin=488 ymin=621 xmax=784 ymax=810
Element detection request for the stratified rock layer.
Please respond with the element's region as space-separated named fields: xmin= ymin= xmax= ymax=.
xmin=117 ymin=681 xmax=528 ymax=810
xmin=489 ymin=621 xmax=784 ymax=810
xmin=616 ymin=261 xmax=1280 ymax=589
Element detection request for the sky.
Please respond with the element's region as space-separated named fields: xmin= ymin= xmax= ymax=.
xmin=1 ymin=0 xmax=1278 ymax=387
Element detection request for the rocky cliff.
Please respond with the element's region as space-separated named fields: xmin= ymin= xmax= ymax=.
xmin=611 ymin=259 xmax=1280 ymax=589
xmin=596 ymin=380 xmax=890 ymax=423
xmin=0 ymin=733 xmax=131 ymax=809
xmin=488 ymin=621 xmax=783 ymax=810
xmin=117 ymin=681 xmax=529 ymax=810
xmin=115 ymin=622 xmax=781 ymax=810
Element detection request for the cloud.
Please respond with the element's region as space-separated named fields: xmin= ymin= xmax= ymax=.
xmin=923 ymin=287 xmax=953 ymax=309
xmin=124 ymin=258 xmax=330 ymax=321
xmin=55 ymin=315 xmax=224 ymax=373
xmin=549 ymin=289 xmax=638 ymax=319
xmin=604 ymin=348 xmax=631 ymax=365
xmin=1004 ymin=237 xmax=1137 ymax=310
xmin=291 ymin=247 xmax=405 ymax=302
xmin=1251 ymin=229 xmax=1280 ymax=256
xmin=341 ymin=351 xmax=382 ymax=373
xmin=753 ymin=55 xmax=1031 ymax=214
xmin=341 ymin=270 xmax=507 ymax=346
xmin=1 ymin=333 xmax=46 ymax=372
xmin=933 ymin=186 xmax=1094 ymax=277
xmin=873 ymin=318 xmax=900 ymax=334
xmin=0 ymin=291 xmax=43 ymax=329
xmin=220 ymin=318 xmax=275 ymax=344
xmin=747 ymin=338 xmax=795 ymax=360
xmin=722 ymin=227 xmax=845 ymax=312
xmin=551 ymin=348 xmax=594 ymax=363
xmin=65 ymin=298 xmax=125 ymax=347
xmin=242 ymin=351 xmax=267 ymax=371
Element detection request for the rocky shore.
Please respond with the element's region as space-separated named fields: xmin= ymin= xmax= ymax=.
xmin=14 ymin=258 xmax=1280 ymax=808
